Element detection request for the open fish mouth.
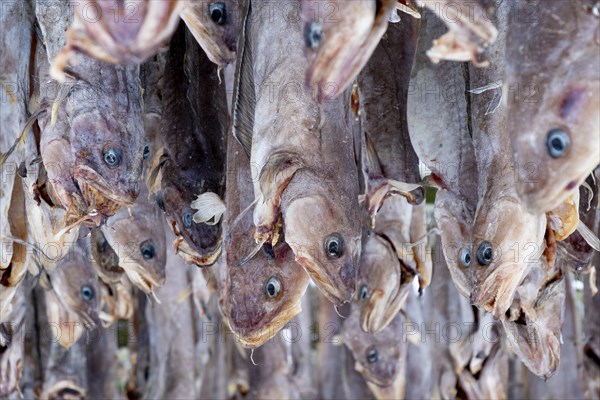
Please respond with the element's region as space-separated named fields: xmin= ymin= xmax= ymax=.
xmin=225 ymin=298 xmax=304 ymax=349
xmin=501 ymin=317 xmax=560 ymax=378
xmin=41 ymin=380 xmax=86 ymax=400
xmin=121 ymin=263 xmax=165 ymax=294
xmin=173 ymin=235 xmax=222 ymax=267
xmin=471 ymin=262 xmax=531 ymax=318
xmin=74 ymin=165 xmax=137 ymax=213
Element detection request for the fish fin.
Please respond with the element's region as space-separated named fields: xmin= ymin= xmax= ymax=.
xmin=362 ymin=131 xmax=384 ymax=179
xmin=231 ymin=0 xmax=255 ymax=157
xmin=577 ymin=220 xmax=600 ymax=251
xmin=258 ymin=151 xmax=304 ymax=202
xmin=396 ymin=0 xmax=421 ymax=18
xmin=146 ymin=152 xmax=168 ymax=194
xmin=0 ymin=108 xmax=45 ymax=168
xmin=191 ymin=192 xmax=226 ymax=225
xmin=226 ymin=197 xmax=259 ymax=242
xmin=237 ymin=236 xmax=267 ymax=267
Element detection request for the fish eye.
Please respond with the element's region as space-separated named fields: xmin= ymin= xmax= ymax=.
xmin=140 ymin=242 xmax=155 ymax=260
xmin=183 ymin=210 xmax=193 ymax=228
xmin=103 ymin=148 xmax=122 ymax=168
xmin=546 ymin=128 xmax=570 ymax=158
xmin=459 ymin=246 xmax=471 ymax=268
xmin=80 ymin=285 xmax=95 ymax=301
xmin=209 ymin=2 xmax=227 ymax=25
xmin=366 ymin=347 xmax=378 ymax=364
xmin=143 ymin=144 xmax=150 ymax=159
xmin=264 ymin=276 xmax=281 ymax=298
xmin=359 ymin=284 xmax=369 ymax=301
xmin=304 ymin=22 xmax=323 ymax=50
xmin=476 ymin=241 xmax=493 ymax=266
xmin=324 ymin=233 xmax=344 ymax=259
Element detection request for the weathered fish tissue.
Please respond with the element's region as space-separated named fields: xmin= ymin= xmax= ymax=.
xmin=0 ymin=0 xmax=598 ymax=398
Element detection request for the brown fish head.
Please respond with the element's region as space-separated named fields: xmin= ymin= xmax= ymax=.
xmin=357 ymin=232 xmax=405 ymax=334
xmin=343 ymin=307 xmax=404 ymax=387
xmin=469 ymin=196 xmax=546 ymax=317
xmin=161 ymin=176 xmax=223 ymax=265
xmin=511 ymin=73 xmax=600 ymax=213
xmin=70 ymin=107 xmax=146 ymax=216
xmin=282 ymin=178 xmax=361 ymax=305
xmin=180 ymin=0 xmax=242 ymax=66
xmin=89 ymin=228 xmax=124 ymax=283
xmin=50 ymin=245 xmax=101 ymax=328
xmin=303 ymin=0 xmax=395 ymax=101
xmin=60 ymin=0 xmax=185 ymax=66
xmin=103 ymin=204 xmax=166 ymax=293
xmin=223 ymin=242 xmax=309 ymax=348
xmin=502 ymin=263 xmax=564 ymax=378
xmin=433 ymin=190 xmax=476 ymax=299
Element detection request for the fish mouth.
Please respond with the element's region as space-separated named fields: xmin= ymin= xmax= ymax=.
xmin=354 ymin=361 xmax=397 ymax=387
xmin=361 ymin=284 xmax=410 ymax=334
xmin=121 ymin=263 xmax=165 ymax=294
xmin=225 ymin=299 xmax=303 ymax=348
xmin=500 ymin=317 xmax=560 ymax=378
xmin=293 ymin=253 xmax=353 ymax=305
xmin=180 ymin=9 xmax=235 ymax=66
xmin=173 ymin=235 xmax=222 ymax=267
xmin=471 ymin=262 xmax=531 ymax=318
xmin=41 ymin=380 xmax=86 ymax=400
xmin=74 ymin=165 xmax=137 ymax=216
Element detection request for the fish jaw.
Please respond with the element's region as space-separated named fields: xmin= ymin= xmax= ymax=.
xmin=74 ymin=164 xmax=137 ymax=211
xmin=180 ymin=4 xmax=236 ymax=67
xmin=120 ymin=261 xmax=164 ymax=295
xmin=172 ymin=235 xmax=222 ymax=267
xmin=226 ymin=298 xmax=304 ymax=349
xmin=163 ymin=185 xmax=223 ymax=265
xmin=282 ymin=194 xmax=360 ymax=305
xmin=358 ymin=234 xmax=404 ymax=333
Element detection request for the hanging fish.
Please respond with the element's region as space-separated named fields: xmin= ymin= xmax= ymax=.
xmin=221 ymin=121 xmax=309 ymax=348
xmin=159 ymin=22 xmax=227 ymax=267
xmin=233 ymin=0 xmax=361 ymax=305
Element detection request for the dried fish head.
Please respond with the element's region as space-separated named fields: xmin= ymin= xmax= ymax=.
xmin=53 ymin=0 xmax=184 ymax=75
xmin=433 ymin=190 xmax=476 ymax=299
xmin=302 ymin=0 xmax=396 ymax=101
xmin=50 ymin=243 xmax=101 ymax=329
xmin=223 ymin=242 xmax=309 ymax=349
xmin=342 ymin=306 xmax=405 ymax=387
xmin=283 ymin=173 xmax=361 ymax=305
xmin=101 ymin=196 xmax=166 ymax=294
xmin=162 ymin=180 xmax=222 ymax=266
xmin=507 ymin=0 xmax=600 ymax=213
xmin=180 ymin=0 xmax=243 ymax=66
xmin=357 ymin=232 xmax=407 ymax=334
xmin=470 ymin=196 xmax=546 ymax=317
